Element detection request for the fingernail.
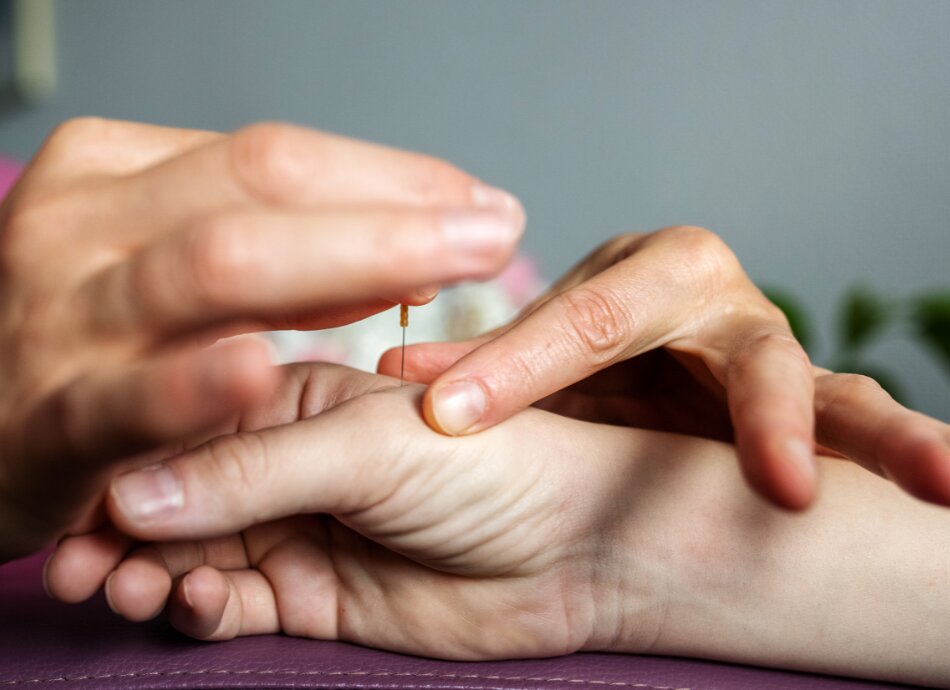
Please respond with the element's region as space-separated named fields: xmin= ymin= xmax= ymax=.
xmin=413 ymin=284 xmax=440 ymax=302
xmin=111 ymin=464 xmax=183 ymax=523
xmin=471 ymin=183 xmax=521 ymax=213
xmin=782 ymin=437 xmax=816 ymax=484
xmin=442 ymin=210 xmax=520 ymax=254
xmin=42 ymin=553 xmax=53 ymax=599
xmin=104 ymin=571 xmax=118 ymax=615
xmin=181 ymin=574 xmax=195 ymax=610
xmin=431 ymin=380 xmax=487 ymax=435
xmin=471 ymin=184 xmax=526 ymax=235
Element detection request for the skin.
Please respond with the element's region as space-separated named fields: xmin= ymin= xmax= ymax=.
xmin=47 ymin=364 xmax=950 ymax=687
xmin=0 ymin=118 xmax=524 ymax=563
xmin=3 ymin=116 xmax=943 ymax=567
xmin=378 ymin=229 xmax=950 ymax=509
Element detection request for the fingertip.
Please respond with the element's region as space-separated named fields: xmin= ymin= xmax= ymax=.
xmin=44 ymin=530 xmax=132 ymax=604
xmin=205 ymin=336 xmax=280 ymax=405
xmin=138 ymin=338 xmax=279 ymax=445
xmin=376 ymin=346 xmax=403 ymax=378
xmin=425 ymin=379 xmax=489 ymax=436
xmin=42 ymin=552 xmax=54 ymax=599
xmin=107 ymin=463 xmax=185 ymax=539
xmin=169 ymin=566 xmax=229 ymax=640
xmin=738 ymin=434 xmax=817 ymax=511
xmin=881 ymin=433 xmax=950 ymax=506
xmin=107 ymin=553 xmax=173 ymax=622
xmin=421 ymin=386 xmax=442 ymax=433
xmin=413 ymin=285 xmax=441 ymax=304
xmin=384 ymin=284 xmax=441 ymax=307
xmin=103 ymin=570 xmax=118 ymax=615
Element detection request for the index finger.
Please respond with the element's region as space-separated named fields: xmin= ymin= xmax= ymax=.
xmin=421 ymin=260 xmax=694 ymax=436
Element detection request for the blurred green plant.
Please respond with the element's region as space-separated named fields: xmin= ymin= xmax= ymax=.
xmin=759 ymin=285 xmax=950 ymax=405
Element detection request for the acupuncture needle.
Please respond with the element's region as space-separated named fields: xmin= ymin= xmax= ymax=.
xmin=399 ymin=304 xmax=409 ymax=386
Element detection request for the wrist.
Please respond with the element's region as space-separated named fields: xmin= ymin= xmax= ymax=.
xmin=593 ymin=432 xmax=950 ymax=685
xmin=583 ymin=431 xmax=746 ymax=655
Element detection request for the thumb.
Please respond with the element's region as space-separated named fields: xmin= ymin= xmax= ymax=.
xmin=106 ymin=366 xmax=404 ymax=541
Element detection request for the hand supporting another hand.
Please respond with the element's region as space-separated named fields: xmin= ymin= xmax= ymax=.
xmin=46 ymin=363 xmax=950 ymax=686
xmin=380 ymin=227 xmax=950 ymax=509
xmin=0 ymin=118 xmax=524 ymax=562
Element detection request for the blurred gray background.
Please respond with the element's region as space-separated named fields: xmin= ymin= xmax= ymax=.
xmin=0 ymin=0 xmax=947 ymax=419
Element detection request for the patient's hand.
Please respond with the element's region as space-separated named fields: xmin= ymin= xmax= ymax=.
xmin=46 ymin=364 xmax=950 ymax=686
xmin=49 ymin=364 xmax=645 ymax=657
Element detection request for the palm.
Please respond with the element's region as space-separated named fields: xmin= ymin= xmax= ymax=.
xmin=208 ymin=511 xmax=587 ymax=658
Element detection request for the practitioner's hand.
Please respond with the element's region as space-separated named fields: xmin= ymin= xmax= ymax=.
xmin=0 ymin=118 xmax=523 ymax=562
xmin=46 ymin=363 xmax=950 ymax=686
xmin=381 ymin=227 xmax=950 ymax=509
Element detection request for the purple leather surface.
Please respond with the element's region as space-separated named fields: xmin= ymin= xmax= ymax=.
xmin=0 ymin=552 xmax=919 ymax=690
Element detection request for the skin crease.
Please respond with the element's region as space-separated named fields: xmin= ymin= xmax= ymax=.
xmin=48 ymin=364 xmax=950 ymax=686
xmin=0 ymin=118 xmax=524 ymax=563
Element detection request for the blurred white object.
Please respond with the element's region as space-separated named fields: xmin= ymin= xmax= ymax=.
xmin=13 ymin=0 xmax=57 ymax=102
xmin=268 ymin=255 xmax=545 ymax=372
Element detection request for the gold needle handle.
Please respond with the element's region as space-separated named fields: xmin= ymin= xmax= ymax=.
xmin=399 ymin=304 xmax=409 ymax=386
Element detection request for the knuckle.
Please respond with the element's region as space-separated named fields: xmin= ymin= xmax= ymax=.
xmin=499 ymin=346 xmax=547 ymax=397
xmin=730 ymin=330 xmax=809 ymax=376
xmin=557 ymin=285 xmax=631 ymax=365
xmin=184 ymin=215 xmax=265 ymax=307
xmin=368 ymin=209 xmax=410 ymax=260
xmin=659 ymin=224 xmax=720 ymax=247
xmin=832 ymin=372 xmax=886 ymax=399
xmin=201 ymin=432 xmax=271 ymax=502
xmin=371 ymin=209 xmax=442 ymax=277
xmin=666 ymin=225 xmax=726 ymax=256
xmin=587 ymin=233 xmax=642 ymax=268
xmin=600 ymin=232 xmax=640 ymax=257
xmin=0 ymin=201 xmax=41 ymax=267
xmin=229 ymin=122 xmax=309 ymax=203
xmin=45 ymin=116 xmax=110 ymax=149
xmin=0 ymin=192 xmax=67 ymax=267
xmin=760 ymin=330 xmax=809 ymax=360
xmin=39 ymin=118 xmax=127 ymax=169
xmin=409 ymin=155 xmax=471 ymax=201
xmin=759 ymin=299 xmax=794 ymax=327
xmin=657 ymin=225 xmax=740 ymax=284
xmin=814 ymin=373 xmax=890 ymax=438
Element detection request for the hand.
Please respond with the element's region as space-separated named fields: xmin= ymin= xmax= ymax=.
xmin=47 ymin=365 xmax=633 ymax=658
xmin=380 ymin=227 xmax=950 ymax=509
xmin=0 ymin=118 xmax=524 ymax=562
xmin=46 ymin=364 xmax=950 ymax=686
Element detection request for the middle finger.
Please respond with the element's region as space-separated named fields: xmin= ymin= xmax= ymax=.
xmin=111 ymin=122 xmax=501 ymax=243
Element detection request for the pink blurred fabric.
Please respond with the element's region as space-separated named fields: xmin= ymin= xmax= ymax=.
xmin=0 ymin=157 xmax=22 ymax=200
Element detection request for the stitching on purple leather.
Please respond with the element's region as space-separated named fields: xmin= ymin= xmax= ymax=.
xmin=0 ymin=669 xmax=692 ymax=689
